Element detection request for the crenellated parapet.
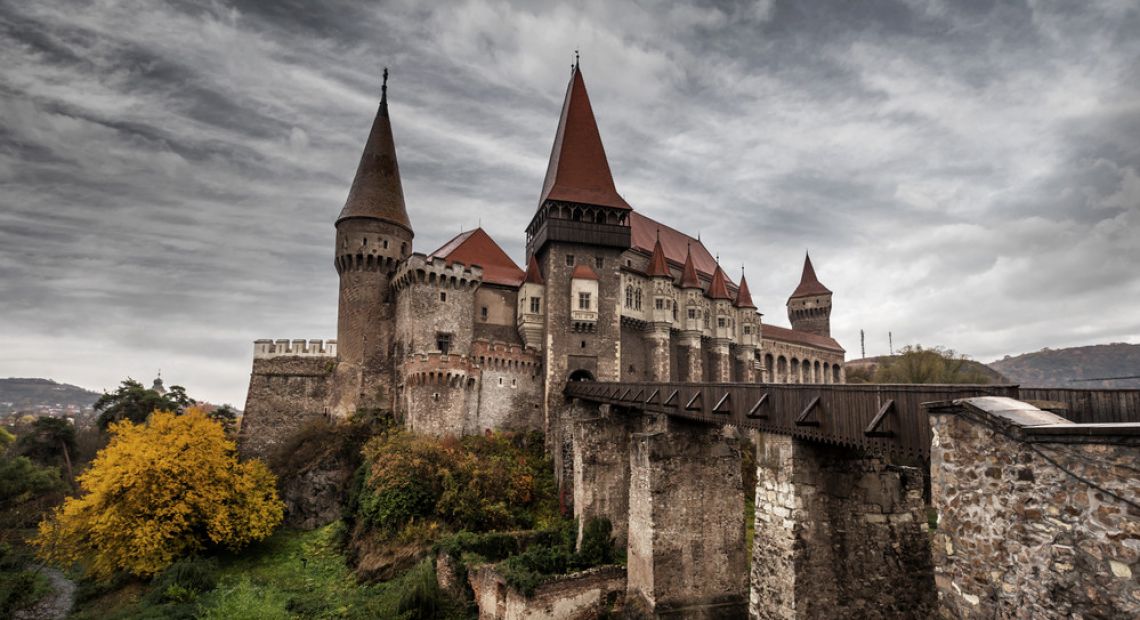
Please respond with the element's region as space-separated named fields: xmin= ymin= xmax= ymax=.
xmin=402 ymin=352 xmax=479 ymax=387
xmin=392 ymin=253 xmax=483 ymax=292
xmin=472 ymin=339 xmax=543 ymax=373
xmin=254 ymin=339 xmax=338 ymax=359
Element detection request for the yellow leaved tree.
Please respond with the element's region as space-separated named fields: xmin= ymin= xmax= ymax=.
xmin=33 ymin=408 xmax=284 ymax=579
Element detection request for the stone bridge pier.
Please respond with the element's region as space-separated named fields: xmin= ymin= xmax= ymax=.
xmin=749 ymin=433 xmax=935 ymax=619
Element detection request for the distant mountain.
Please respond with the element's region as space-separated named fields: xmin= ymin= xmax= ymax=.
xmin=0 ymin=377 xmax=101 ymax=419
xmin=989 ymin=343 xmax=1140 ymax=388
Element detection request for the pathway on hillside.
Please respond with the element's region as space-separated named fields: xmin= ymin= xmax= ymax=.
xmin=14 ymin=566 xmax=75 ymax=620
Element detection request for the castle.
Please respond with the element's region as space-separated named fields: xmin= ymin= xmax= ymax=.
xmin=239 ymin=63 xmax=845 ymax=459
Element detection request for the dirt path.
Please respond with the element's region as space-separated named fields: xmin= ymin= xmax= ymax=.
xmin=14 ymin=566 xmax=75 ymax=620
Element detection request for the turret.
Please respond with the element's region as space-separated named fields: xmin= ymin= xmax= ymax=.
xmin=679 ymin=244 xmax=704 ymax=333
xmin=787 ymin=252 xmax=832 ymax=337
xmin=646 ymin=233 xmax=675 ymax=325
xmin=734 ymin=271 xmax=760 ymax=347
xmin=517 ymin=256 xmax=546 ymax=350
xmin=333 ymin=69 xmax=413 ymax=413
xmin=707 ymin=263 xmax=734 ymax=340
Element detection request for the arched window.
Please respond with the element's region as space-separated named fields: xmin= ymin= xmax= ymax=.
xmin=635 ymin=288 xmax=642 ymax=310
xmin=625 ymin=285 xmax=633 ymax=308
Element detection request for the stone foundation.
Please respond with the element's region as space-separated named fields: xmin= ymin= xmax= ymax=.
xmin=572 ymin=403 xmax=636 ymax=548
xmin=468 ymin=564 xmax=625 ymax=620
xmin=929 ymin=397 xmax=1140 ymax=619
xmin=749 ymin=432 xmax=935 ymax=619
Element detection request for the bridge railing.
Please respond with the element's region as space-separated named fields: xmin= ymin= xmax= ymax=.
xmin=1018 ymin=387 xmax=1140 ymax=424
xmin=564 ymin=381 xmax=1019 ymax=459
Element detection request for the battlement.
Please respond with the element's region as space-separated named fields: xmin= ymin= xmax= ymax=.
xmin=392 ymin=253 xmax=483 ymax=291
xmin=472 ymin=339 xmax=542 ymax=372
xmin=403 ymin=352 xmax=479 ymax=387
xmin=254 ymin=339 xmax=338 ymax=359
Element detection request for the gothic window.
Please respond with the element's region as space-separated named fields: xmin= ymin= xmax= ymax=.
xmin=688 ymin=308 xmax=697 ymax=320
xmin=625 ymin=286 xmax=633 ymax=308
xmin=566 ymin=254 xmax=575 ymax=266
xmin=530 ymin=297 xmax=541 ymax=313
xmin=704 ymin=313 xmax=710 ymax=329
xmin=436 ymin=332 xmax=452 ymax=354
xmin=635 ymin=288 xmax=642 ymax=310
xmin=578 ymin=292 xmax=591 ymax=310
xmin=672 ymin=305 xmax=678 ymax=321
xmin=718 ymin=317 xmax=727 ymax=328
xmin=744 ymin=325 xmax=752 ymax=335
xmin=655 ymin=298 xmax=664 ymax=310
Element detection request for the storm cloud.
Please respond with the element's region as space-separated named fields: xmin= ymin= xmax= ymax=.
xmin=1 ymin=0 xmax=1137 ymax=405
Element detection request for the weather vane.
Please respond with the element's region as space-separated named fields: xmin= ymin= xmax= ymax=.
xmin=381 ymin=67 xmax=389 ymax=102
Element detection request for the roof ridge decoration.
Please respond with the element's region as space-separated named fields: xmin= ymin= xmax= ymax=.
xmin=538 ymin=63 xmax=631 ymax=211
xmin=679 ymin=243 xmax=702 ymax=289
xmin=337 ymin=67 xmax=413 ymax=233
xmin=524 ymin=255 xmax=545 ymax=285
xmin=646 ymin=230 xmax=671 ymax=277
xmin=735 ymin=271 xmax=757 ymax=308
xmin=789 ymin=251 xmax=832 ymax=299
xmin=707 ymin=263 xmax=733 ymax=300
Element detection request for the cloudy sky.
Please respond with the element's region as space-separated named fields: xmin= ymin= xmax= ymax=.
xmin=1 ymin=0 xmax=1137 ymax=406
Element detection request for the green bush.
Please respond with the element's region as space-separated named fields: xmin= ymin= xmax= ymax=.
xmin=197 ymin=577 xmax=289 ymax=620
xmin=496 ymin=518 xmax=618 ymax=597
xmin=146 ymin=557 xmax=219 ymax=603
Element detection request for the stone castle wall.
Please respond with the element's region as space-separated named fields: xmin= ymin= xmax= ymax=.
xmin=930 ymin=406 xmax=1140 ymax=618
xmin=472 ymin=340 xmax=543 ymax=433
xmin=239 ymin=355 xmax=334 ymax=461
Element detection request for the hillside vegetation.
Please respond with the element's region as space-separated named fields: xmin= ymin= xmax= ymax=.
xmin=989 ymin=343 xmax=1140 ymax=388
xmin=0 ymin=378 xmax=99 ymax=416
xmin=845 ymin=346 xmax=1006 ymax=384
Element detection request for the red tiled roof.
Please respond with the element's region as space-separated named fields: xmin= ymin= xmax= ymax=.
xmin=427 ymin=228 xmax=525 ymax=287
xmin=630 ymin=212 xmax=720 ymax=280
xmin=789 ymin=253 xmax=832 ymax=299
xmin=523 ymin=255 xmax=544 ymax=285
xmin=571 ymin=263 xmax=599 ymax=280
xmin=679 ymin=244 xmax=702 ymax=289
xmin=538 ymin=66 xmax=631 ymax=211
xmin=735 ymin=275 xmax=757 ymax=309
xmin=762 ymin=324 xmax=845 ymax=353
xmin=645 ymin=236 xmax=671 ymax=278
xmin=707 ymin=265 xmax=732 ymax=300
xmin=338 ymin=89 xmax=412 ymax=233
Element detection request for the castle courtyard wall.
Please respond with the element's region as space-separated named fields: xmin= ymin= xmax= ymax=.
xmin=239 ymin=354 xmax=334 ymax=460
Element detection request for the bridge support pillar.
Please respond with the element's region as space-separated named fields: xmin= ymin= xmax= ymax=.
xmin=736 ymin=344 xmax=756 ymax=383
xmin=646 ymin=324 xmax=671 ymax=382
xmin=749 ymin=433 xmax=935 ymax=619
xmin=628 ymin=420 xmax=747 ymax=618
xmin=572 ymin=403 xmax=636 ymax=549
xmin=680 ymin=332 xmax=703 ymax=382
xmin=710 ymin=338 xmax=731 ymax=382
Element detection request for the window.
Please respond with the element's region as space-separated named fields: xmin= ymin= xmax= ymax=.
xmin=383 ymin=239 xmax=389 ymax=249
xmin=625 ymin=286 xmax=633 ymax=308
xmin=530 ymin=297 xmax=541 ymax=313
xmin=511 ymin=378 xmax=517 ymax=388
xmin=655 ymin=298 xmax=664 ymax=310
xmin=688 ymin=308 xmax=697 ymax=320
xmin=672 ymin=305 xmax=678 ymax=321
xmin=566 ymin=255 xmax=575 ymax=266
xmin=634 ymin=289 xmax=642 ymax=310
xmin=436 ymin=332 xmax=452 ymax=354
xmin=744 ymin=325 xmax=752 ymax=335
xmin=595 ymin=256 xmax=604 ymax=269
xmin=440 ymin=292 xmax=447 ymax=302
xmin=481 ymin=306 xmax=488 ymax=320
xmin=718 ymin=317 xmax=727 ymax=328
xmin=498 ymin=377 xmax=503 ymax=386
xmin=578 ymin=292 xmax=591 ymax=310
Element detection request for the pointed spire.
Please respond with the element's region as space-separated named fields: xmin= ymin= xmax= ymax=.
xmin=679 ymin=243 xmax=702 ymax=289
xmin=789 ymin=252 xmax=832 ymax=299
xmin=707 ymin=264 xmax=732 ymax=300
xmin=524 ymin=255 xmax=545 ymax=285
xmin=646 ymin=230 xmax=671 ymax=278
xmin=337 ymin=67 xmax=412 ymax=233
xmin=538 ymin=63 xmax=631 ymax=211
xmin=735 ymin=272 xmax=757 ymax=308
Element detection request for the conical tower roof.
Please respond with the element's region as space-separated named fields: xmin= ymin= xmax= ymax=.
xmin=538 ymin=64 xmax=631 ymax=211
xmin=789 ymin=252 xmax=832 ymax=299
xmin=707 ymin=264 xmax=733 ymax=300
xmin=523 ymin=255 xmax=545 ymax=285
xmin=646 ymin=232 xmax=671 ymax=278
xmin=679 ymin=245 xmax=702 ymax=289
xmin=735 ymin=273 xmax=757 ymax=308
xmin=337 ymin=70 xmax=412 ymax=233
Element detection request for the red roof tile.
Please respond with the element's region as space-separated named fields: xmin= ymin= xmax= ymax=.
xmin=523 ymin=255 xmax=544 ymax=285
xmin=428 ymin=228 xmax=524 ymax=287
xmin=762 ymin=324 xmax=845 ymax=353
xmin=789 ymin=253 xmax=832 ymax=299
xmin=630 ymin=212 xmax=720 ymax=280
xmin=735 ymin=274 xmax=757 ymax=309
xmin=645 ymin=235 xmax=671 ymax=278
xmin=707 ymin=265 xmax=733 ymax=300
xmin=679 ymin=245 xmax=702 ymax=289
xmin=338 ymin=83 xmax=412 ymax=232
xmin=539 ymin=66 xmax=631 ymax=211
xmin=571 ymin=263 xmax=599 ymax=280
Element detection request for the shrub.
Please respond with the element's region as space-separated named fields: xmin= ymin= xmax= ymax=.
xmin=197 ymin=577 xmax=289 ymax=620
xmin=146 ymin=557 xmax=220 ymax=603
xmin=33 ymin=409 xmax=285 ymax=579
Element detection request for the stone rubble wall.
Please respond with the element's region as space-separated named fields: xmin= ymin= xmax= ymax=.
xmin=239 ymin=355 xmax=333 ymax=461
xmin=930 ymin=412 xmax=1140 ymax=618
xmin=468 ymin=564 xmax=625 ymax=620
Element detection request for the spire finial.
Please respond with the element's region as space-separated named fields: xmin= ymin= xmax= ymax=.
xmin=574 ymin=49 xmax=580 ymax=68
xmin=656 ymin=227 xmax=660 ymax=242
xmin=381 ymin=67 xmax=389 ymax=104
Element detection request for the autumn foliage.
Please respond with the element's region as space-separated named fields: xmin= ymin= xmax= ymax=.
xmin=33 ymin=408 xmax=284 ymax=579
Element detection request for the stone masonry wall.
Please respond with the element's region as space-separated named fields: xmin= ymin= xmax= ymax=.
xmin=930 ymin=412 xmax=1140 ymax=618
xmin=474 ymin=340 xmax=543 ymax=434
xmin=468 ymin=564 xmax=625 ymax=620
xmin=750 ymin=432 xmax=935 ymax=619
xmin=620 ymin=323 xmax=650 ymax=382
xmin=239 ymin=356 xmax=334 ymax=461
xmin=572 ymin=403 xmax=637 ymax=548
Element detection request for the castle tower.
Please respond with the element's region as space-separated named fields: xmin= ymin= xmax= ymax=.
xmin=645 ymin=234 xmax=673 ymax=382
xmin=706 ymin=264 xmax=734 ymax=381
xmin=734 ymin=272 xmax=760 ymax=382
xmin=787 ymin=252 xmax=832 ymax=337
xmin=678 ymin=245 xmax=705 ymax=382
xmin=525 ymin=60 xmax=632 ymax=486
xmin=332 ymin=70 xmax=413 ymax=416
